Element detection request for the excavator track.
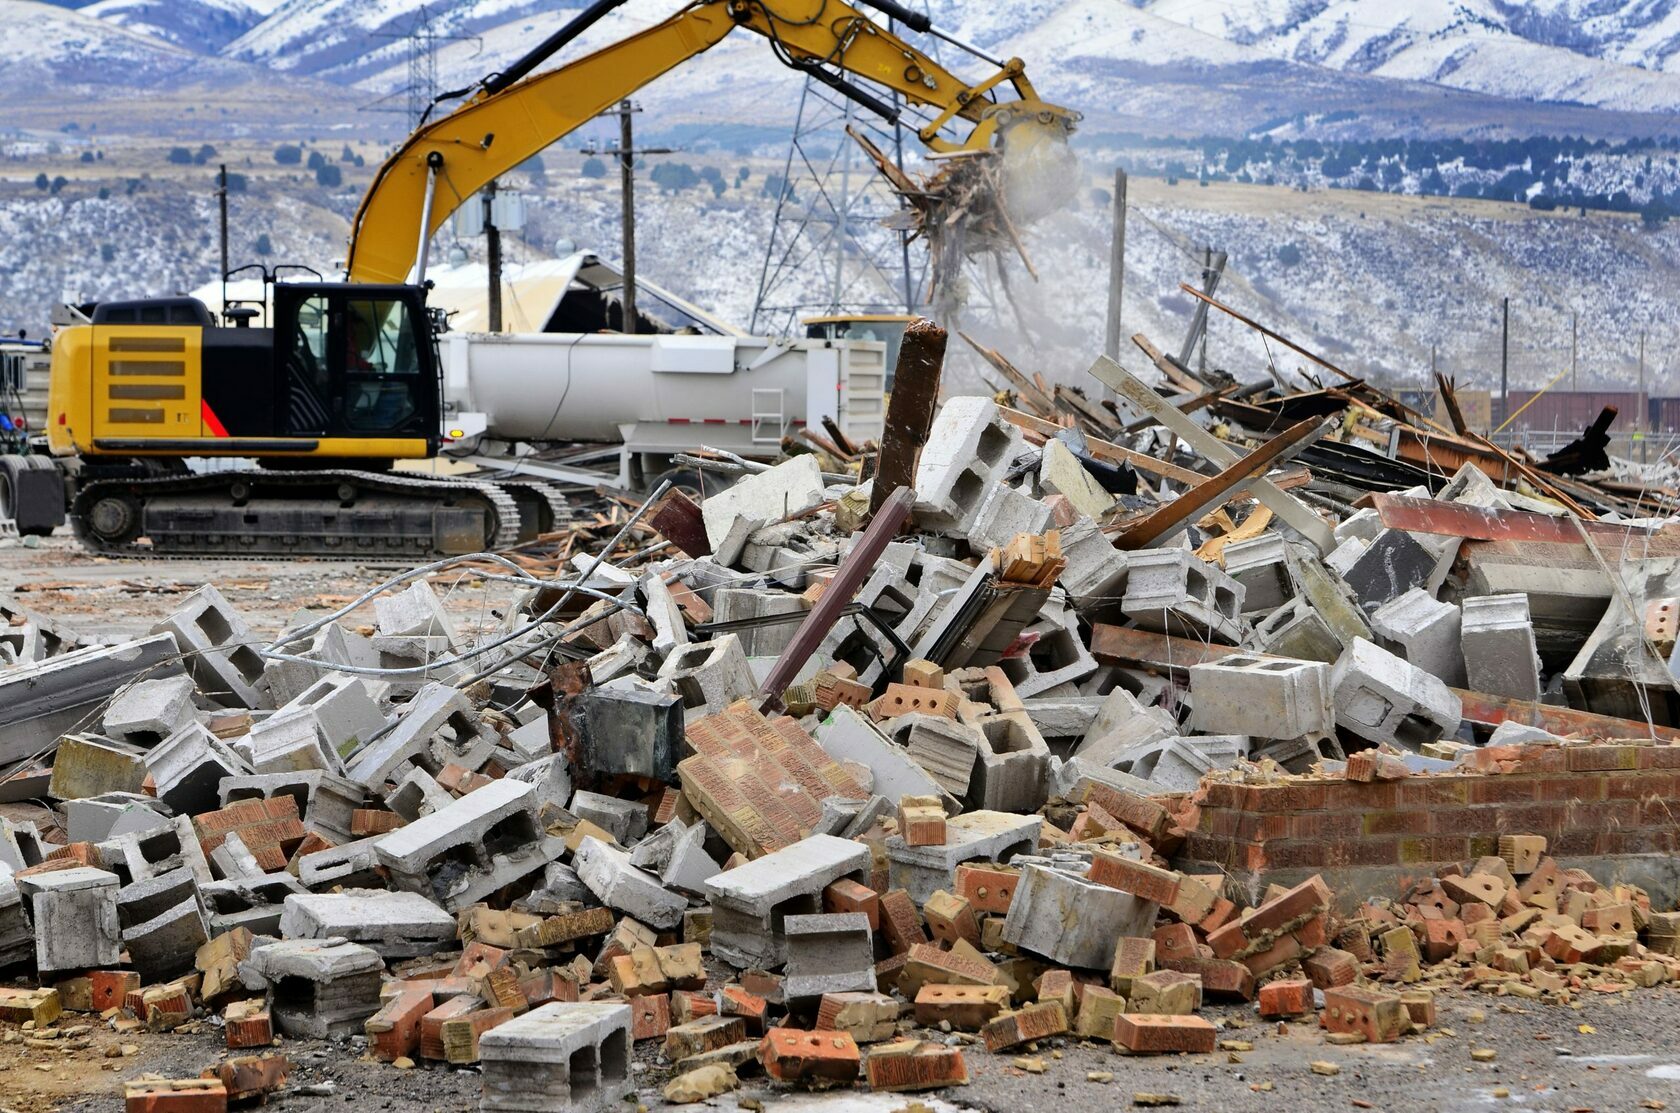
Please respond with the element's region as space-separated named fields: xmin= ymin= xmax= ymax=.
xmin=71 ymin=469 xmax=521 ymax=559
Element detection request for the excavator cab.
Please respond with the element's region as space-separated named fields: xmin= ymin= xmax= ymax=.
xmin=49 ymin=282 xmax=439 ymax=463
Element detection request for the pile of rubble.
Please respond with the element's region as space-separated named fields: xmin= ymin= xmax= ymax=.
xmin=6 ymin=317 xmax=1680 ymax=1112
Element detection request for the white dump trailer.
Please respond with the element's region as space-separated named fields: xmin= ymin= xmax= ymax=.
xmin=439 ymin=329 xmax=887 ymax=490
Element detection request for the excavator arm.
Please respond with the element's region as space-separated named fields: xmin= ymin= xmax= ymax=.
xmin=345 ymin=0 xmax=1077 ymax=285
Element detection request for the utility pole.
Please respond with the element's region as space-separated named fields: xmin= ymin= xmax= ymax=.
xmin=216 ymin=164 xmax=229 ymax=310
xmin=592 ymin=100 xmax=674 ymax=336
xmin=1499 ymin=296 xmax=1509 ymax=430
xmin=1570 ymin=310 xmax=1578 ymax=392
xmin=1104 ymin=168 xmax=1128 ymax=363
xmin=483 ymin=179 xmax=503 ymax=333
xmin=1637 ymin=332 xmax=1647 ymax=462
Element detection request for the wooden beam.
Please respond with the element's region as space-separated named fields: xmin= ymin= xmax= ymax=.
xmin=957 ymin=331 xmax=1055 ymax=417
xmin=870 ymin=318 xmax=945 ymax=517
xmin=998 ymin=405 xmax=1204 ymax=487
xmin=1129 ymin=332 xmax=1204 ymax=394
xmin=1110 ymin=418 xmax=1331 ymax=549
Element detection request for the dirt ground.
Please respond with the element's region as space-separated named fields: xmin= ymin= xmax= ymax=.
xmin=2 ymin=984 xmax=1680 ymax=1112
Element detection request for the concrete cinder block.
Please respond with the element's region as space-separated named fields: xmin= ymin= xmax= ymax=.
xmin=505 ymin=754 xmax=575 ymax=820
xmin=1222 ymin=534 xmax=1296 ymax=616
xmin=782 ymin=913 xmax=876 ymax=1003
xmin=1250 ymin=597 xmax=1346 ymax=664
xmin=905 ymin=717 xmax=983 ymax=797
xmin=240 ymin=708 xmax=344 ymax=776
xmin=1056 ymin=516 xmax=1130 ymax=622
xmin=384 ymin=766 xmax=454 ymax=822
xmin=116 ymin=866 xmax=208 ymax=980
xmin=970 ymin=713 xmax=1050 ymax=814
xmin=701 ymin=455 xmax=825 ymax=550
xmin=1105 ymin=734 xmax=1251 ymax=793
xmin=47 ymin=734 xmax=149 ymax=801
xmin=1342 ymin=528 xmax=1457 ymax=609
xmin=1188 ymin=653 xmax=1333 ymax=742
xmin=576 ymin=686 xmax=683 ymax=783
xmin=219 ymin=769 xmax=363 ymax=844
xmin=1039 ymin=439 xmax=1115 ymax=522
xmin=344 ymin=682 xmax=479 ymax=789
xmin=997 ymin=607 xmax=1096 ymax=698
xmin=478 ymin=1002 xmax=633 ymax=1113
xmin=103 ymin=814 xmax=214 ymax=887
xmin=1371 ymin=588 xmax=1466 ymax=689
xmin=884 ymin=810 xmax=1040 ymax=905
xmin=102 ymin=674 xmax=198 ymax=746
xmin=374 ymin=581 xmax=459 ymax=643
xmin=277 ymin=673 xmax=390 ymax=755
xmin=1462 ymin=593 xmax=1542 ymax=702
xmin=711 ymin=587 xmax=808 ymax=657
xmin=63 ymin=792 xmax=171 ymax=845
xmin=146 ymin=722 xmax=250 ymax=816
xmin=279 ymin=889 xmax=455 ymax=958
xmin=969 ymin=484 xmax=1054 ymax=553
xmin=1331 ymin=638 xmax=1462 ymax=751
xmin=913 ymin=396 xmax=1025 ymax=538
xmin=573 ymin=836 xmax=688 ymax=932
xmin=657 ymin=635 xmax=755 ymax=721
xmin=1002 ymin=859 xmax=1157 ymax=970
xmin=569 ymin=791 xmax=649 ymax=847
xmin=1122 ymin=548 xmax=1245 ymax=644
xmin=815 ymin=705 xmax=954 ymax=810
xmin=152 ymin=584 xmax=270 ymax=709
xmin=374 ymin=779 xmax=564 ymax=912
xmin=238 ymin=939 xmax=384 ymax=1038
xmin=703 ymin=834 xmax=871 ymax=970
xmin=0 ymin=872 xmax=30 ymax=968
xmin=17 ymin=866 xmax=120 ymax=973
xmin=297 ymin=836 xmax=383 ymax=892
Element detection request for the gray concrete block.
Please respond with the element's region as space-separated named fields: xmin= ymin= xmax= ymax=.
xmin=117 ymin=866 xmax=207 ymax=979
xmin=1189 ymin=653 xmax=1333 ymax=742
xmin=241 ymin=708 xmax=343 ymax=776
xmin=145 ymin=721 xmax=249 ymax=816
xmin=905 ymin=717 xmax=982 ymax=797
xmin=102 ymin=674 xmax=198 ymax=746
xmin=1122 ymin=548 xmax=1245 ymax=644
xmin=814 ymin=705 xmax=954 ymax=810
xmin=703 ymin=834 xmax=871 ymax=969
xmin=1222 ymin=533 xmax=1296 ymax=616
xmin=884 ymin=810 xmax=1040 ymax=904
xmin=1001 ymin=859 xmax=1157 ymax=969
xmin=384 ymin=766 xmax=453 ymax=822
xmin=573 ymin=836 xmax=687 ymax=931
xmin=0 ymin=872 xmax=30 ymax=968
xmin=969 ymin=483 xmax=1054 ymax=552
xmin=1462 ymin=593 xmax=1542 ymax=701
xmin=16 ymin=865 xmax=119 ymax=973
xmin=1331 ymin=638 xmax=1462 ymax=751
xmin=478 ymin=1002 xmax=633 ymax=1113
xmin=152 ymin=584 xmax=269 ymax=709
xmin=1058 ymin=516 xmax=1130 ymax=621
xmin=913 ymin=396 xmax=1024 ymax=538
xmin=344 ymin=681 xmax=475 ymax=789
xmin=1250 ymin=596 xmax=1346 ymax=664
xmin=656 ymin=635 xmax=755 ymax=720
xmin=278 ymin=673 xmax=390 ymax=754
xmin=660 ymin=823 xmax=721 ymax=897
xmin=374 ymin=779 xmax=564 ymax=912
xmin=569 ymin=791 xmax=649 ymax=846
xmin=279 ymin=889 xmax=455 ymax=958
xmin=1371 ymin=588 xmax=1467 ymax=689
xmin=239 ymin=938 xmax=384 ymax=1038
xmin=64 ymin=792 xmax=171 ymax=845
xmin=374 ymin=580 xmax=458 ymax=642
xmin=505 ymin=754 xmax=575 ymax=821
xmin=102 ymin=814 xmax=213 ymax=887
xmin=998 ymin=607 xmax=1096 ymax=698
xmin=1342 ymin=528 xmax=1456 ymax=609
xmin=970 ymin=712 xmax=1050 ymax=813
xmin=297 ymin=836 xmax=383 ymax=892
xmin=782 ymin=913 xmax=876 ymax=1002
xmin=701 ymin=454 xmax=825 ymax=550
xmin=576 ymin=686 xmax=683 ymax=783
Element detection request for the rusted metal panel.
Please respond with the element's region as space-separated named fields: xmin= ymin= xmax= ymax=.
xmin=1372 ymin=494 xmax=1680 ymax=554
xmin=870 ymin=318 xmax=945 ymax=517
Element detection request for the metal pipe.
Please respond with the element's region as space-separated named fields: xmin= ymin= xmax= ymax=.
xmin=414 ymin=152 xmax=443 ymax=285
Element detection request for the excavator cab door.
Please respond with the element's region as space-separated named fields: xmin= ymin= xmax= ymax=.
xmin=273 ymin=284 xmax=437 ymax=450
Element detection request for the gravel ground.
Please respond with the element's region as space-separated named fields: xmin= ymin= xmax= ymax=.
xmin=0 ymin=985 xmax=1673 ymax=1113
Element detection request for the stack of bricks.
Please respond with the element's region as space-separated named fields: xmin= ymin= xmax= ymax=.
xmin=677 ymin=702 xmax=867 ymax=858
xmin=189 ymin=796 xmax=306 ymax=871
xmin=1183 ymin=741 xmax=1680 ymax=883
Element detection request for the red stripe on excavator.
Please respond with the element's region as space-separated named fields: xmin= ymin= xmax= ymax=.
xmin=201 ymin=400 xmax=229 ymax=438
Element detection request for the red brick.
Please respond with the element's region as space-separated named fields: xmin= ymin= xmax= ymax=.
xmin=89 ymin=970 xmax=141 ymax=1013
xmin=631 ymin=994 xmax=671 ymax=1041
xmin=1206 ymin=875 xmax=1331 ymax=960
xmin=1257 ymin=978 xmax=1313 ymax=1018
xmin=1088 ymin=852 xmax=1179 ymax=904
xmin=1322 ymin=985 xmax=1408 ymax=1043
xmin=760 ymin=1027 xmax=861 ymax=1083
xmin=1152 ymin=923 xmax=1198 ymax=964
xmin=1301 ymin=947 xmax=1359 ymax=989
xmin=824 ymin=878 xmax=881 ymax=930
xmin=366 ymin=988 xmax=432 ymax=1061
xmin=1077 ymin=781 xmax=1170 ymax=842
xmin=223 ymin=1001 xmax=273 ymax=1050
xmin=864 ymin=1040 xmax=968 ymax=1091
xmin=419 ymin=996 xmax=482 ymax=1061
xmin=980 ymin=1002 xmax=1068 ymax=1052
xmin=213 ymin=1053 xmax=289 ymax=1103
xmin=878 ymin=889 xmax=927 ymax=955
xmin=1160 ymin=955 xmax=1254 ymax=1001
xmin=953 ymin=863 xmax=1021 ymax=915
xmin=124 ymin=1079 xmax=227 ymax=1113
xmin=719 ymin=985 xmax=769 ymax=1034
xmin=1112 ymin=1013 xmax=1216 ymax=1054
xmin=671 ymin=990 xmax=718 ymax=1024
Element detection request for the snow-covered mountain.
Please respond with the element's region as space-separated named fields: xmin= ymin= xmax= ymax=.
xmin=81 ymin=0 xmax=265 ymax=51
xmin=0 ymin=0 xmax=264 ymax=97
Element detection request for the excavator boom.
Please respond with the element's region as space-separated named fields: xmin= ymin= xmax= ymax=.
xmin=345 ymin=0 xmax=1076 ymax=285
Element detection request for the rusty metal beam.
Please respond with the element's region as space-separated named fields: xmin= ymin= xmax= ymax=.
xmin=1372 ymin=494 xmax=1680 ymax=553
xmin=757 ymin=485 xmax=915 ymax=713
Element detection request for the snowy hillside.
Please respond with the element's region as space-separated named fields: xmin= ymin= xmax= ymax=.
xmin=81 ymin=0 xmax=263 ymax=50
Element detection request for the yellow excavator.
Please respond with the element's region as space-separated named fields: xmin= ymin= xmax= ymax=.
xmin=42 ymin=0 xmax=1078 ymax=557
